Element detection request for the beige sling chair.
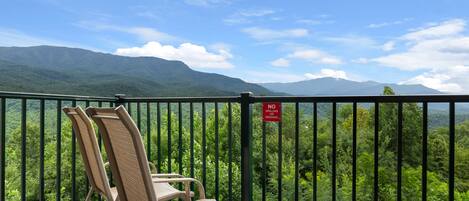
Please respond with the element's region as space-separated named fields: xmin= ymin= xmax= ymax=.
xmin=64 ymin=107 xmax=114 ymax=201
xmin=86 ymin=106 xmax=213 ymax=201
xmin=64 ymin=107 xmax=206 ymax=201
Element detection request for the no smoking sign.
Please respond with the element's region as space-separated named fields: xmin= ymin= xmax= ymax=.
xmin=262 ymin=102 xmax=281 ymax=122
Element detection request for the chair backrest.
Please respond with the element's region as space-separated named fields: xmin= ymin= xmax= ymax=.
xmin=87 ymin=106 xmax=157 ymax=201
xmin=63 ymin=107 xmax=113 ymax=200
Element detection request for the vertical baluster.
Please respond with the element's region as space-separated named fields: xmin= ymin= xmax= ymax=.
xmin=295 ymin=102 xmax=299 ymax=201
xmin=240 ymin=93 xmax=252 ymax=201
xmin=21 ymin=99 xmax=26 ymax=201
xmin=0 ymin=98 xmax=5 ymax=201
xmin=178 ymin=102 xmax=183 ymax=190
xmin=167 ymin=102 xmax=172 ymax=173
xmin=56 ymin=100 xmax=62 ymax=201
xmin=352 ymin=102 xmax=357 ymax=201
xmin=228 ymin=102 xmax=233 ymax=201
xmin=332 ymin=102 xmax=337 ymax=201
xmin=449 ymin=102 xmax=455 ymax=201
xmin=374 ymin=102 xmax=379 ymax=201
xmin=157 ymin=102 xmax=162 ymax=172
xmin=397 ymin=102 xmax=403 ymax=201
xmin=39 ymin=99 xmax=45 ymax=201
xmin=127 ymin=102 xmax=132 ymax=116
xmin=313 ymin=102 xmax=317 ymax=201
xmin=147 ymin=102 xmax=151 ymax=161
xmin=98 ymin=102 xmax=103 ymax=150
xmin=262 ymin=120 xmax=266 ymax=201
xmin=85 ymin=101 xmax=90 ymax=193
xmin=202 ymin=102 xmax=207 ymax=188
xmin=98 ymin=101 xmax=103 ymax=201
xmin=71 ymin=100 xmax=76 ymax=201
xmin=190 ymin=102 xmax=195 ymax=191
xmin=422 ymin=102 xmax=428 ymax=201
xmin=108 ymin=101 xmax=114 ymax=187
xmin=215 ymin=102 xmax=219 ymax=200
xmin=278 ymin=112 xmax=282 ymax=201
xmin=137 ymin=102 xmax=141 ymax=131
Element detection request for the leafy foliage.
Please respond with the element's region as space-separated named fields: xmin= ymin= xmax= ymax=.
xmin=2 ymin=87 xmax=469 ymax=200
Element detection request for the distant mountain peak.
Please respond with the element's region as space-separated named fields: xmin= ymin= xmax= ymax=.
xmin=0 ymin=45 xmax=277 ymax=96
xmin=259 ymin=77 xmax=441 ymax=96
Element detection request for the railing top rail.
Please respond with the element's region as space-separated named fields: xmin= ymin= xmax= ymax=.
xmin=251 ymin=94 xmax=469 ymax=103
xmin=121 ymin=96 xmax=241 ymax=103
xmin=0 ymin=91 xmax=116 ymax=101
xmin=2 ymin=90 xmax=469 ymax=103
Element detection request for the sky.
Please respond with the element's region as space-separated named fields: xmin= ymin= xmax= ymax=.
xmin=2 ymin=0 xmax=469 ymax=93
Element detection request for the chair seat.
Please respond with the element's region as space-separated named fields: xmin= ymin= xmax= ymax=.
xmin=110 ymin=182 xmax=194 ymax=201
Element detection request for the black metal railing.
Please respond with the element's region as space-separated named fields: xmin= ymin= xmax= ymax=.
xmin=1 ymin=91 xmax=468 ymax=201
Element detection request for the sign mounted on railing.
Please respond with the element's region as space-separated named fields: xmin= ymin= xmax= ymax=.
xmin=262 ymin=102 xmax=281 ymax=122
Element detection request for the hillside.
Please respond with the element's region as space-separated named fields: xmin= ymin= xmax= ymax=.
xmin=260 ymin=77 xmax=441 ymax=96
xmin=0 ymin=46 xmax=275 ymax=96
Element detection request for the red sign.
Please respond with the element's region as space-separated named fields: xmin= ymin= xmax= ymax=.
xmin=263 ymin=102 xmax=281 ymax=122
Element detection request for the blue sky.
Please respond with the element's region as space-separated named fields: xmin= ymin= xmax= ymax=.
xmin=2 ymin=0 xmax=469 ymax=93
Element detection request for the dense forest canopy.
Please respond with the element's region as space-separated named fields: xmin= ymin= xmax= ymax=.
xmin=2 ymin=87 xmax=469 ymax=200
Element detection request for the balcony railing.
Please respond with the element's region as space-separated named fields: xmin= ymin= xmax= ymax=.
xmin=0 ymin=91 xmax=468 ymax=201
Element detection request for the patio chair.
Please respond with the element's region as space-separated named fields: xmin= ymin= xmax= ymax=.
xmin=63 ymin=107 xmax=114 ymax=201
xmin=64 ymin=106 xmax=194 ymax=201
xmin=86 ymin=106 xmax=213 ymax=201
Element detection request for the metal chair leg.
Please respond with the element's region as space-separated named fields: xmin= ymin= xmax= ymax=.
xmin=85 ymin=187 xmax=94 ymax=201
xmin=184 ymin=181 xmax=191 ymax=201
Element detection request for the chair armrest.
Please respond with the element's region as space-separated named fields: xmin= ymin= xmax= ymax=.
xmin=151 ymin=173 xmax=184 ymax=178
xmin=153 ymin=178 xmax=206 ymax=199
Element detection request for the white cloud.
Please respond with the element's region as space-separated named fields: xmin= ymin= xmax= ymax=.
xmin=238 ymin=9 xmax=275 ymax=17
xmin=304 ymin=69 xmax=348 ymax=79
xmin=287 ymin=49 xmax=342 ymax=65
xmin=245 ymin=69 xmax=351 ymax=83
xmin=77 ymin=21 xmax=178 ymax=42
xmin=382 ymin=41 xmax=395 ymax=51
xmin=209 ymin=42 xmax=231 ymax=52
xmin=244 ymin=71 xmax=306 ymax=83
xmin=367 ymin=18 xmax=412 ymax=28
xmin=401 ymin=19 xmax=465 ymax=41
xmin=296 ymin=19 xmax=335 ymax=26
xmin=270 ymin=58 xmax=290 ymax=67
xmin=223 ymin=17 xmax=251 ymax=25
xmin=269 ymin=48 xmax=342 ymax=69
xmin=127 ymin=27 xmax=177 ymax=42
xmin=242 ymin=27 xmax=309 ymax=40
xmin=0 ymin=28 xmax=65 ymax=47
xmin=224 ymin=9 xmax=276 ymax=25
xmin=184 ymin=0 xmax=230 ymax=7
xmin=136 ymin=11 xmax=160 ymax=20
xmin=352 ymin=58 xmax=370 ymax=64
xmin=0 ymin=28 xmax=99 ymax=50
xmin=371 ymin=19 xmax=469 ymax=92
xmin=296 ymin=19 xmax=322 ymax=25
xmin=115 ymin=41 xmax=234 ymax=69
xmin=373 ymin=36 xmax=469 ymax=71
xmin=401 ymin=66 xmax=469 ymax=93
xmin=325 ymin=35 xmax=378 ymax=48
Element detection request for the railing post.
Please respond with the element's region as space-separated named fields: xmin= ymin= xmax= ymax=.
xmin=240 ymin=92 xmax=253 ymax=201
xmin=115 ymin=94 xmax=126 ymax=107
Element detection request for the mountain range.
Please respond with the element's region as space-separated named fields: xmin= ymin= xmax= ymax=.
xmin=0 ymin=46 xmax=441 ymax=96
xmin=0 ymin=46 xmax=274 ymax=96
xmin=260 ymin=78 xmax=441 ymax=96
